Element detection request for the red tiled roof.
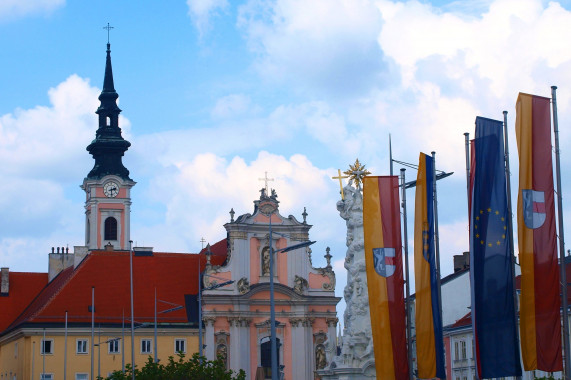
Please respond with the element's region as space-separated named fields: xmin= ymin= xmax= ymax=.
xmin=0 ymin=272 xmax=48 ymax=332
xmin=199 ymin=238 xmax=227 ymax=257
xmin=451 ymin=312 xmax=472 ymax=328
xmin=5 ymin=241 xmax=227 ymax=333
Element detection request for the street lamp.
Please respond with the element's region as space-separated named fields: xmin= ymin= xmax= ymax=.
xmin=198 ymin=246 xmax=234 ymax=360
xmin=268 ymin=214 xmax=315 ymax=380
xmin=94 ymin=337 xmax=121 ymax=379
xmin=154 ymin=289 xmax=183 ymax=363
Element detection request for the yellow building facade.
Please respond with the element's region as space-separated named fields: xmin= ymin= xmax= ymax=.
xmin=0 ymin=327 xmax=200 ymax=379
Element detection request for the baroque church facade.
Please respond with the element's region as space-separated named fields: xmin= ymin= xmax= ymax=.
xmin=0 ymin=42 xmax=340 ymax=380
xmin=202 ymin=190 xmax=340 ymax=379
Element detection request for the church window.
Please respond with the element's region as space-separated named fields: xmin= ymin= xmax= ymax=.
xmin=104 ymin=217 xmax=118 ymax=240
xmin=86 ymin=219 xmax=90 ymax=244
xmin=106 ymin=116 xmax=111 ymax=126
xmin=260 ymin=336 xmax=280 ymax=378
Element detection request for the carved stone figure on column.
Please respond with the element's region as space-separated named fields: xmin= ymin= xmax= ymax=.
xmin=318 ymin=160 xmax=376 ymax=379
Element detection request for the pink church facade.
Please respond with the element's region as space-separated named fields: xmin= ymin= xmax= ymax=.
xmin=202 ymin=190 xmax=340 ymax=379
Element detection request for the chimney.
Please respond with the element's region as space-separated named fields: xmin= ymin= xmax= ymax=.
xmin=453 ymin=251 xmax=470 ymax=272
xmin=105 ymin=242 xmax=114 ymax=251
xmin=1 ymin=268 xmax=9 ymax=295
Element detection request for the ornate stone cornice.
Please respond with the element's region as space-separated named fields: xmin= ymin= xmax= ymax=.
xmin=203 ymin=316 xmax=217 ymax=327
xmin=289 ymin=317 xmax=303 ymax=327
xmin=227 ymin=316 xmax=251 ymax=327
xmin=326 ymin=317 xmax=339 ymax=327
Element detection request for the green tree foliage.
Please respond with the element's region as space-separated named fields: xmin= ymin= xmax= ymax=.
xmin=103 ymin=353 xmax=246 ymax=380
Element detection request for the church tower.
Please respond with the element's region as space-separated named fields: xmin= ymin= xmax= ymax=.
xmin=81 ymin=42 xmax=135 ymax=251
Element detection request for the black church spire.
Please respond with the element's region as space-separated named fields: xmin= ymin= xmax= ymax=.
xmin=86 ymin=43 xmax=132 ymax=181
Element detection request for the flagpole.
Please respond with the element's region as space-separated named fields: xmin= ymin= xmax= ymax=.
xmin=91 ymin=286 xmax=94 ymax=380
xmin=390 ymin=134 xmax=394 ymax=176
xmin=464 ymin=132 xmax=470 ymax=217
xmin=64 ymin=310 xmax=68 ymax=380
xmin=400 ymin=168 xmax=413 ymax=380
xmin=552 ymin=86 xmax=570 ymax=379
xmin=503 ymin=111 xmax=522 ymax=380
xmin=432 ymin=152 xmax=444 ymax=322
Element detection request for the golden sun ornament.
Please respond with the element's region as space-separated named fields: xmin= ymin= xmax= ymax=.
xmin=343 ymin=159 xmax=371 ymax=188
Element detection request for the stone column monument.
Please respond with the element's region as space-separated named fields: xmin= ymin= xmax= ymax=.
xmin=318 ymin=160 xmax=376 ymax=379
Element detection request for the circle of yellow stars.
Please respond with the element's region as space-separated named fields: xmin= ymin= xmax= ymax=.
xmin=474 ymin=208 xmax=507 ymax=247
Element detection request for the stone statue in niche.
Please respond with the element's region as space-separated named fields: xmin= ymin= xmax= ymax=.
xmin=216 ymin=344 xmax=228 ymax=368
xmin=316 ymin=344 xmax=327 ymax=370
xmin=261 ymin=247 xmax=270 ymax=275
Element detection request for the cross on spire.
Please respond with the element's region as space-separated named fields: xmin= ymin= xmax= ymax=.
xmin=103 ymin=23 xmax=114 ymax=44
xmin=200 ymin=237 xmax=206 ymax=250
xmin=258 ymin=171 xmax=274 ymax=193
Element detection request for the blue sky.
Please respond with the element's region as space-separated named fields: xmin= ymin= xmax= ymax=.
xmin=2 ymin=0 xmax=571 ymax=323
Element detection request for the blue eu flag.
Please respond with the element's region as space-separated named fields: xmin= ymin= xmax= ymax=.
xmin=470 ymin=117 xmax=522 ymax=378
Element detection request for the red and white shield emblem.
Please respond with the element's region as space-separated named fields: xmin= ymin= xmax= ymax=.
xmin=373 ymin=248 xmax=396 ymax=277
xmin=522 ymin=189 xmax=546 ymax=229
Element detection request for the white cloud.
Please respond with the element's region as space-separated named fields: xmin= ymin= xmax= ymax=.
xmin=0 ymin=0 xmax=64 ymax=21
xmin=378 ymin=0 xmax=571 ymax=100
xmin=187 ymin=0 xmax=229 ymax=37
xmin=0 ymin=75 xmax=99 ymax=180
xmin=137 ymin=151 xmax=344 ymax=253
xmin=134 ymin=99 xmax=358 ymax=167
xmin=211 ymin=93 xmax=261 ymax=119
xmin=0 ymin=75 xmax=128 ymax=244
xmin=237 ymin=0 xmax=386 ymax=95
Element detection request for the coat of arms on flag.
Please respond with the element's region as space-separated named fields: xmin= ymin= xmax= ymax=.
xmin=522 ymin=189 xmax=546 ymax=229
xmin=372 ymin=248 xmax=395 ymax=277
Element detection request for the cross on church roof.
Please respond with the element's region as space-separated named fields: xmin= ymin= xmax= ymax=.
xmin=258 ymin=171 xmax=274 ymax=193
xmin=103 ymin=23 xmax=114 ymax=44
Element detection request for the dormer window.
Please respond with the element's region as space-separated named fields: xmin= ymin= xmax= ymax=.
xmin=104 ymin=217 xmax=117 ymax=240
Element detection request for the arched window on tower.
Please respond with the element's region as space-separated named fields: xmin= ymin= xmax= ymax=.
xmin=106 ymin=116 xmax=111 ymax=126
xmin=104 ymin=217 xmax=118 ymax=240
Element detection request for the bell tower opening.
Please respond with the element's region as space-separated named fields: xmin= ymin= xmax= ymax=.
xmin=104 ymin=217 xmax=118 ymax=241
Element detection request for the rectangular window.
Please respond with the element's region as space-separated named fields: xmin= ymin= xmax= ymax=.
xmin=454 ymin=341 xmax=459 ymax=360
xmin=141 ymin=339 xmax=152 ymax=354
xmin=40 ymin=375 xmax=54 ymax=380
xmin=41 ymin=339 xmax=53 ymax=355
xmin=175 ymin=338 xmax=186 ymax=354
xmin=461 ymin=341 xmax=466 ymax=359
xmin=108 ymin=339 xmax=120 ymax=354
xmin=75 ymin=374 xmax=89 ymax=380
xmin=76 ymin=339 xmax=88 ymax=354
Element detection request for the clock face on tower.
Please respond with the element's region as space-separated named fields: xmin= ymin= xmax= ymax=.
xmin=103 ymin=181 xmax=119 ymax=198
